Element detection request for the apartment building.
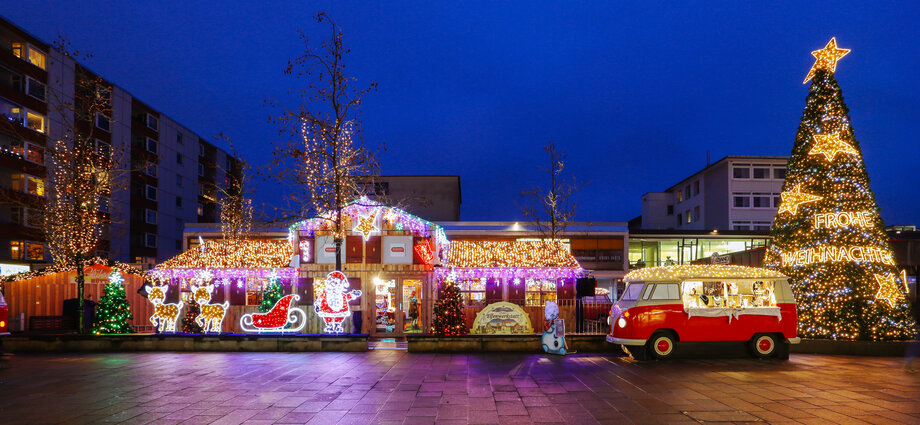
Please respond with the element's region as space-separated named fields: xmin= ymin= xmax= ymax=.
xmin=361 ymin=175 xmax=462 ymax=221
xmin=0 ymin=16 xmax=239 ymax=272
xmin=638 ymin=155 xmax=789 ymax=231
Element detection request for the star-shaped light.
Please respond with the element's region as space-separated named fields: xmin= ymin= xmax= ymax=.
xmin=109 ymin=270 xmax=124 ymax=286
xmin=809 ymin=133 xmax=860 ymax=162
xmin=354 ymin=212 xmax=377 ymax=241
xmin=874 ymin=273 xmax=904 ymax=308
xmin=777 ymin=184 xmax=823 ymax=215
xmin=804 ymin=37 xmax=851 ymax=83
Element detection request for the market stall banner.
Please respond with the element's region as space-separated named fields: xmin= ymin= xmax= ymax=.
xmin=471 ymin=302 xmax=533 ymax=335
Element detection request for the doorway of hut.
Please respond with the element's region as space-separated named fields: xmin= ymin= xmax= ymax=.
xmin=371 ymin=276 xmax=425 ymax=337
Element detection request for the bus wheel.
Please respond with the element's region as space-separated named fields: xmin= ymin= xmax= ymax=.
xmin=750 ymin=333 xmax=778 ymax=359
xmin=648 ymin=331 xmax=677 ymax=360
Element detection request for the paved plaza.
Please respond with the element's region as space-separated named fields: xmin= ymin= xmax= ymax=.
xmin=1 ymin=350 xmax=919 ymax=424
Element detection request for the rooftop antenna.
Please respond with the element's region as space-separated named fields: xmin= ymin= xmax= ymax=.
xmin=706 ymin=151 xmax=711 ymax=166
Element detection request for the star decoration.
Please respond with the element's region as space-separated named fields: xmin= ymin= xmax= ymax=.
xmin=109 ymin=270 xmax=124 ymax=286
xmin=809 ymin=133 xmax=860 ymax=162
xmin=874 ymin=273 xmax=904 ymax=308
xmin=354 ymin=212 xmax=377 ymax=241
xmin=804 ymin=37 xmax=851 ymax=83
xmin=777 ymin=184 xmax=823 ymax=215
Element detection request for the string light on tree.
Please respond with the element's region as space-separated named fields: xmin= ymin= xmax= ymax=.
xmin=91 ymin=270 xmax=133 ymax=335
xmin=765 ymin=38 xmax=914 ymax=340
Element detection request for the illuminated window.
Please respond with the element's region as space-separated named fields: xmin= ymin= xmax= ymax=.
xmin=0 ymin=98 xmax=22 ymax=123
xmin=246 ymin=278 xmax=263 ymax=306
xmin=525 ymin=279 xmax=557 ymax=306
xmin=12 ymin=43 xmax=46 ymax=70
xmin=685 ymin=210 xmax=691 ymax=223
xmin=25 ymin=143 xmax=43 ymax=163
xmin=458 ymin=278 xmax=486 ymax=306
xmin=13 ymin=174 xmax=44 ymax=197
xmin=25 ymin=242 xmax=43 ymax=260
xmin=27 ymin=47 xmax=46 ymax=70
xmin=9 ymin=241 xmax=23 ymax=259
xmin=25 ymin=111 xmax=44 ymax=133
xmin=676 ymin=190 xmax=683 ymax=202
xmin=197 ymin=203 xmax=204 ymax=216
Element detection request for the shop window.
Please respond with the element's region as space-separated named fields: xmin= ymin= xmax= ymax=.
xmin=732 ymin=166 xmax=750 ymax=179
xmin=247 ymin=278 xmax=264 ymax=306
xmin=374 ymin=278 xmax=396 ymax=329
xmin=26 ymin=242 xmax=43 ymax=260
xmin=682 ymin=281 xmax=776 ymax=309
xmin=403 ymin=279 xmax=423 ymax=333
xmin=458 ymin=278 xmax=486 ymax=306
xmin=525 ymin=278 xmax=557 ymax=306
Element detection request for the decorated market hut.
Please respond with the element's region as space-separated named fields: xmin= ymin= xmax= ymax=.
xmin=3 ymin=262 xmax=151 ymax=332
xmin=149 ymin=239 xmax=298 ymax=333
xmin=290 ymin=198 xmax=448 ymax=337
xmin=437 ymin=240 xmax=586 ymax=334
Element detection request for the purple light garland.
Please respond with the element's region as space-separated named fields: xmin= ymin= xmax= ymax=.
xmin=435 ymin=266 xmax=585 ymax=281
xmin=149 ymin=268 xmax=299 ymax=281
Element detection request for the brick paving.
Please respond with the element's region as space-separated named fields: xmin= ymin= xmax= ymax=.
xmin=1 ymin=351 xmax=919 ymax=424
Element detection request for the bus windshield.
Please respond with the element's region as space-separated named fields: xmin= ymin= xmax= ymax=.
xmin=619 ymin=283 xmax=645 ymax=301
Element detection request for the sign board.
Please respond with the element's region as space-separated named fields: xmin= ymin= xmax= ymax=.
xmin=471 ymin=302 xmax=534 ymax=335
xmin=710 ymin=252 xmax=730 ymax=265
xmin=68 ymin=264 xmax=113 ymax=284
xmin=315 ymin=236 xmax=346 ymax=264
xmin=0 ymin=263 xmax=29 ymax=277
xmin=554 ymin=319 xmax=565 ymax=338
xmin=382 ymin=236 xmax=412 ymax=264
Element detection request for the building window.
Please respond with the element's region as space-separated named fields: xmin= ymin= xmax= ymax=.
xmin=753 ymin=167 xmax=770 ymax=179
xmin=9 ymin=241 xmax=23 ymax=260
xmin=733 ymin=193 xmax=750 ymax=208
xmin=753 ymin=221 xmax=772 ymax=231
xmin=26 ymin=77 xmax=45 ymax=101
xmin=146 ymin=137 xmax=157 ymax=154
xmin=732 ymin=221 xmax=751 ymax=231
xmin=12 ymin=43 xmax=46 ymax=70
xmin=26 ymin=242 xmax=43 ymax=260
xmin=225 ymin=156 xmax=233 ymax=170
xmin=144 ymin=162 xmax=157 ymax=177
xmin=12 ymin=174 xmax=44 ymax=197
xmin=525 ymin=279 xmax=557 ymax=306
xmin=176 ymin=152 xmax=183 ymax=165
xmin=752 ymin=193 xmax=771 ymax=208
xmin=95 ymin=140 xmax=111 ymax=158
xmin=25 ymin=111 xmax=44 ymax=133
xmin=177 ymin=133 xmax=183 ymax=144
xmin=677 ymin=213 xmax=682 ymax=226
xmin=175 ymin=196 xmax=183 ymax=208
xmin=145 ymin=233 xmax=157 ymax=248
xmin=146 ymin=113 xmax=158 ymax=131
xmin=176 ymin=174 xmax=183 ymax=187
xmin=773 ymin=193 xmax=781 ymax=208
xmin=0 ymin=97 xmax=22 ymax=123
xmin=176 ymin=218 xmax=184 ymax=231
xmin=24 ymin=143 xmax=44 ymax=163
xmin=693 ymin=180 xmax=700 ymax=196
xmin=458 ymin=278 xmax=486 ymax=306
xmin=684 ymin=186 xmax=691 ymax=200
xmin=685 ymin=210 xmax=691 ymax=223
xmin=198 ymin=184 xmax=205 ymax=197
xmin=676 ymin=190 xmax=683 ymax=203
xmin=666 ymin=205 xmax=674 ymax=216
xmin=98 ymin=197 xmax=110 ymax=214
xmin=198 ymin=163 xmax=205 ymax=176
xmin=145 ymin=185 xmax=157 ymax=201
xmin=199 ymin=144 xmax=206 ymax=157
xmin=197 ymin=203 xmax=204 ymax=216
xmin=732 ymin=166 xmax=750 ymax=179
xmin=773 ymin=167 xmax=787 ymax=180
xmin=0 ymin=65 xmax=23 ymax=92
xmin=694 ymin=206 xmax=700 ymax=222
xmin=145 ymin=209 xmax=157 ymax=225
xmin=95 ymin=113 xmax=111 ymax=132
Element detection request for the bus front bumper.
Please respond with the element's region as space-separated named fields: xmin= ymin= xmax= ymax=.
xmin=606 ymin=335 xmax=647 ymax=345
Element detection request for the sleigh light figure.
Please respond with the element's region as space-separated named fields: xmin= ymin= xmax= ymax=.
xmin=314 ymin=271 xmax=362 ymax=334
xmin=145 ymin=285 xmax=183 ymax=333
xmin=192 ymin=283 xmax=229 ymax=333
xmin=239 ymin=294 xmax=308 ymax=333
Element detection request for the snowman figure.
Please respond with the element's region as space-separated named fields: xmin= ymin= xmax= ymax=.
xmin=541 ymin=301 xmax=567 ymax=355
xmin=314 ymin=271 xmax=362 ymax=333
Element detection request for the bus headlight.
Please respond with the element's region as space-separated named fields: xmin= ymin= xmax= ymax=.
xmin=617 ymin=316 xmax=627 ymax=328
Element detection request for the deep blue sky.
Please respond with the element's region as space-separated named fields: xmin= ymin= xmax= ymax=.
xmin=7 ymin=2 xmax=920 ymax=224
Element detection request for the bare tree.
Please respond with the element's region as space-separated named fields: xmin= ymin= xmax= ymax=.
xmin=520 ymin=142 xmax=582 ymax=244
xmin=212 ymin=133 xmax=253 ymax=241
xmin=268 ymin=12 xmax=379 ymax=271
xmin=43 ymin=37 xmax=126 ymax=333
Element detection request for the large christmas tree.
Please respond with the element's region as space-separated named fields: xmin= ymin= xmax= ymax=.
xmin=92 ymin=271 xmax=134 ymax=334
xmin=430 ymin=274 xmax=466 ymax=336
xmin=765 ymin=38 xmax=914 ymax=340
xmin=259 ymin=272 xmax=284 ymax=313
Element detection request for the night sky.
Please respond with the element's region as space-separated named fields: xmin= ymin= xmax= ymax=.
xmin=7 ymin=2 xmax=920 ymax=224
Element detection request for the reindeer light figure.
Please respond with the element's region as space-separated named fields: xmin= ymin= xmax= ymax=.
xmin=192 ymin=282 xmax=229 ymax=333
xmin=145 ymin=285 xmax=183 ymax=333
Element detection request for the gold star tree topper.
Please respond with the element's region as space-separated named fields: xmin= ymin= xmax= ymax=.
xmin=809 ymin=133 xmax=860 ymax=162
xmin=778 ymin=183 xmax=823 ymax=215
xmin=354 ymin=213 xmax=377 ymax=240
xmin=874 ymin=273 xmax=905 ymax=308
xmin=804 ymin=37 xmax=850 ymax=83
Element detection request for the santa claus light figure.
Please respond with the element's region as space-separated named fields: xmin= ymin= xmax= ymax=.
xmin=314 ymin=271 xmax=362 ymax=333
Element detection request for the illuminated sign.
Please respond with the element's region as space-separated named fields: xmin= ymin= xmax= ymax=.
xmin=781 ymin=245 xmax=895 ymax=266
xmin=0 ymin=263 xmax=29 ymax=277
xmin=813 ymin=211 xmax=872 ymax=229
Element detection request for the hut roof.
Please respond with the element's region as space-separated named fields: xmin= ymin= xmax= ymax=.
xmin=443 ymin=240 xmax=580 ymax=269
xmin=157 ymin=239 xmax=293 ymax=270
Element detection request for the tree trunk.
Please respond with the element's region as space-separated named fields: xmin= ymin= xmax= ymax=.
xmin=334 ymin=237 xmax=343 ymax=271
xmin=76 ymin=254 xmax=85 ymax=334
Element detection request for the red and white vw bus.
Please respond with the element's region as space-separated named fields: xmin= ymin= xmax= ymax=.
xmin=607 ymin=265 xmax=799 ymax=360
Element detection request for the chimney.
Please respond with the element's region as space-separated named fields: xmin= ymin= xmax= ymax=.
xmin=706 ymin=151 xmax=711 ymax=166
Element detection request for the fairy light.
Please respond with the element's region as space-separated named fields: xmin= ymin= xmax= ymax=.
xmin=144 ymin=285 xmax=183 ymax=333
xmin=354 ymin=212 xmax=378 ymax=241
xmin=191 ymin=279 xmax=228 ymax=333
xmin=294 ymin=197 xmax=449 ymax=247
xmin=239 ymin=294 xmax=307 ymax=333
xmin=150 ymin=240 xmax=297 ymax=281
xmin=625 ymin=265 xmax=787 ymax=282
xmin=765 ymin=38 xmax=914 ymax=341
